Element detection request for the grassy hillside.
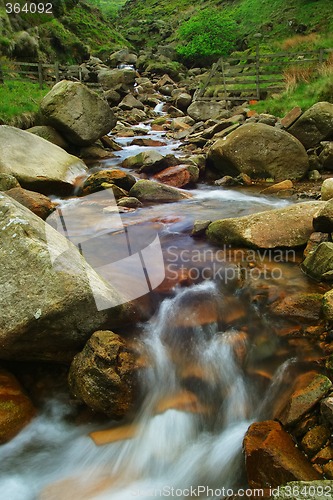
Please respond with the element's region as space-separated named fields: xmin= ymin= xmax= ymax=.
xmin=0 ymin=0 xmax=129 ymax=62
xmin=118 ymin=0 xmax=333 ymax=55
xmin=86 ymin=0 xmax=127 ymax=19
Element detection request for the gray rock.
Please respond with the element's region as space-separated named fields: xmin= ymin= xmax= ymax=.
xmin=122 ymin=150 xmax=164 ymax=170
xmin=119 ymin=94 xmax=144 ymax=111
xmin=98 ymin=68 xmax=137 ymax=89
xmin=0 ymin=126 xmax=86 ymax=194
xmin=207 ymin=123 xmax=309 ymax=181
xmin=288 ymin=102 xmax=333 ymax=149
xmin=40 ymin=80 xmax=116 ymax=146
xmin=319 ymin=142 xmax=333 ymax=170
xmin=313 ymin=199 xmax=333 ymax=232
xmin=321 ymin=178 xmax=333 ymax=201
xmin=207 ymin=201 xmax=323 ymax=249
xmin=129 ymin=179 xmax=191 ymax=203
xmin=27 ymin=125 xmax=68 ymax=150
xmin=187 ymin=101 xmax=229 ymax=122
xmin=0 ymin=193 xmax=133 ymax=362
xmin=302 ymin=242 xmax=333 ymax=281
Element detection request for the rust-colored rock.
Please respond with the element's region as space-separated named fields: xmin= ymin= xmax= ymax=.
xmin=130 ymin=138 xmax=167 ymax=147
xmin=0 ymin=369 xmax=36 ymax=444
xmin=260 ymin=180 xmax=294 ymax=195
xmin=270 ymin=293 xmax=323 ymax=322
xmin=280 ymin=106 xmax=303 ymax=128
xmin=6 ymin=187 xmax=56 ymax=220
xmin=312 ymin=445 xmax=333 ymax=465
xmin=244 ymin=420 xmax=321 ymax=488
xmin=277 ymin=371 xmax=332 ymax=426
xmin=153 ymin=165 xmax=191 ymax=188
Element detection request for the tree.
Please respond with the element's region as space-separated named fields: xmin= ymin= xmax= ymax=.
xmin=176 ymin=9 xmax=237 ymax=66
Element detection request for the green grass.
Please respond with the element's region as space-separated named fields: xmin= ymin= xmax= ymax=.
xmin=0 ymin=80 xmax=48 ymax=122
xmin=250 ymin=71 xmax=333 ymax=117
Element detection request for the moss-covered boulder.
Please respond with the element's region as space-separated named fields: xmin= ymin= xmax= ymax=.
xmin=81 ymin=169 xmax=136 ymax=195
xmin=0 ymin=193 xmax=134 ymax=362
xmin=288 ymin=102 xmax=333 ymax=149
xmin=207 ymin=123 xmax=309 ymax=181
xmin=129 ymin=179 xmax=191 ymax=203
xmin=68 ymin=330 xmax=140 ymax=418
xmin=302 ymin=242 xmax=333 ymax=281
xmin=206 ymin=201 xmax=323 ymax=249
xmin=0 ymin=125 xmax=86 ymax=194
xmin=40 ymin=81 xmax=116 ymax=146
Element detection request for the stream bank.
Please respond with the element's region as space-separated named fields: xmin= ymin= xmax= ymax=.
xmin=1 ymin=68 xmax=333 ymax=498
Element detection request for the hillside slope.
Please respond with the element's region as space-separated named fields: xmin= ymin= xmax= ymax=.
xmin=118 ymin=0 xmax=333 ymax=54
xmin=0 ymin=0 xmax=129 ymax=62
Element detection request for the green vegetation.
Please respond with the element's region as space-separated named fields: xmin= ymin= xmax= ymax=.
xmin=0 ymin=0 xmax=128 ymax=62
xmin=86 ymin=0 xmax=126 ymax=19
xmin=250 ymin=61 xmax=333 ymax=116
xmin=176 ymin=10 xmax=237 ymax=65
xmin=0 ymin=80 xmax=48 ymax=122
xmin=118 ymin=0 xmax=333 ymax=62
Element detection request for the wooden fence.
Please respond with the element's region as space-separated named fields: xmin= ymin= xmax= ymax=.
xmin=193 ymin=47 xmax=333 ymax=103
xmin=0 ymin=60 xmax=102 ymax=93
xmin=1 ymin=47 xmax=332 ymax=101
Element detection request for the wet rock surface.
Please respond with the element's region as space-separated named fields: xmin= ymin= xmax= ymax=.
xmin=244 ymin=420 xmax=321 ymax=488
xmin=206 ymin=202 xmax=323 ymax=249
xmin=68 ymin=330 xmax=140 ymax=418
xmin=0 ymin=369 xmax=36 ymax=444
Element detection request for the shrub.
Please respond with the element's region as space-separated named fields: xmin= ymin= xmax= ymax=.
xmin=176 ymin=9 xmax=238 ymax=66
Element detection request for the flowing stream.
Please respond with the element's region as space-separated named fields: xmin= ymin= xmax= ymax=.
xmin=0 ymin=117 xmax=326 ymax=499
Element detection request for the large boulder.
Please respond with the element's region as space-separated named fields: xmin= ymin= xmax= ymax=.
xmin=302 ymin=242 xmax=333 ymax=281
xmin=0 ymin=369 xmax=36 ymax=444
xmin=68 ymin=330 xmax=140 ymax=418
xmin=206 ymin=201 xmax=323 ymax=249
xmin=244 ymin=420 xmax=321 ymax=488
xmin=321 ymin=178 xmax=333 ymax=201
xmin=207 ymin=123 xmax=309 ymax=181
xmin=98 ymin=68 xmax=137 ymax=89
xmin=129 ymin=179 xmax=191 ymax=202
xmin=187 ymin=101 xmax=230 ymax=122
xmin=40 ymin=81 xmax=116 ymax=146
xmin=0 ymin=126 xmax=86 ymax=194
xmin=0 ymin=193 xmax=133 ymax=362
xmin=288 ymin=102 xmax=333 ymax=149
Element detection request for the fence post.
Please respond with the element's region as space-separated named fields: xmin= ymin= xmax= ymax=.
xmin=318 ymin=48 xmax=324 ymax=65
xmin=78 ymin=66 xmax=82 ymax=82
xmin=38 ymin=61 xmax=43 ymax=89
xmin=0 ymin=62 xmax=3 ymax=84
xmin=255 ymin=42 xmax=260 ymax=100
xmin=221 ymin=58 xmax=228 ymax=106
xmin=55 ymin=61 xmax=60 ymax=83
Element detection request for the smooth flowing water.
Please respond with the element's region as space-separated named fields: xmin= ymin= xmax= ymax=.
xmin=0 ymin=122 xmax=325 ymax=499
